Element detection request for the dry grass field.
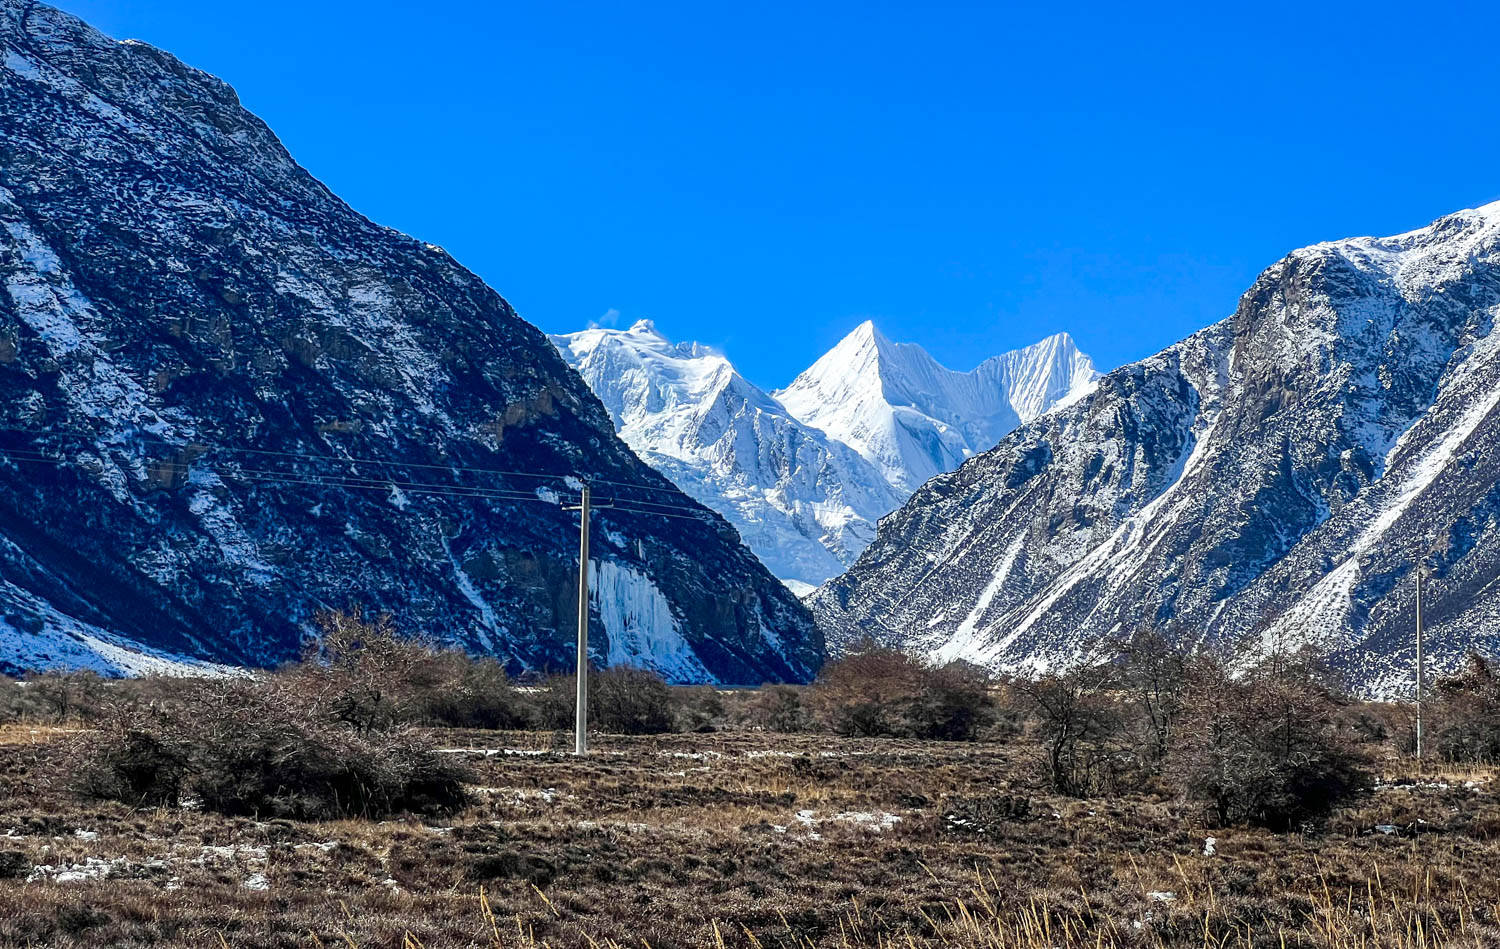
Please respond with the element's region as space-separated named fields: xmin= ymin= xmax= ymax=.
xmin=2 ymin=723 xmax=1498 ymax=948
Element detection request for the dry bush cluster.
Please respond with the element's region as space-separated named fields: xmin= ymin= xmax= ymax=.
xmin=67 ymin=612 xmax=473 ymax=820
xmin=803 ymin=635 xmax=1380 ymax=829
xmin=3 ymin=615 xmax=1500 ymax=947
xmin=8 ymin=614 xmax=1499 ymax=832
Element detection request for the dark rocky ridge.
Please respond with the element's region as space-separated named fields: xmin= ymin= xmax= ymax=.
xmin=0 ymin=0 xmax=820 ymax=681
xmin=813 ymin=203 xmax=1500 ymax=696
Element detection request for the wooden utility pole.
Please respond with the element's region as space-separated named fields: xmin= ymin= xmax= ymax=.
xmin=574 ymin=482 xmax=591 ymax=755
xmin=1415 ymin=565 xmax=1426 ymax=768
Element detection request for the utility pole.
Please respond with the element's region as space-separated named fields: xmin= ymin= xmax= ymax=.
xmin=561 ymin=482 xmax=612 ymax=755
xmin=573 ymin=482 xmax=591 ymax=755
xmin=1415 ymin=564 xmax=1426 ymax=769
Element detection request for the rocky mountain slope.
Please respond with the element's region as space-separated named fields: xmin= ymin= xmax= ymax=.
xmin=776 ymin=322 xmax=1098 ymax=493
xmin=0 ymin=0 xmax=820 ymax=682
xmin=554 ymin=320 xmax=1097 ymax=590
xmin=812 ymin=202 xmax=1500 ymax=696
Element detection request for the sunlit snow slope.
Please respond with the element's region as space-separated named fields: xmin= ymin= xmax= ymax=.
xmin=776 ymin=322 xmax=1099 ymax=493
xmin=554 ymin=322 xmax=904 ymax=590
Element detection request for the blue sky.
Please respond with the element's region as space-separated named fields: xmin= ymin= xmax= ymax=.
xmin=63 ymin=0 xmax=1500 ymax=387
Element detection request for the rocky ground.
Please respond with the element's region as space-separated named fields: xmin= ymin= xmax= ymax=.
xmin=0 ymin=724 xmax=1497 ymax=948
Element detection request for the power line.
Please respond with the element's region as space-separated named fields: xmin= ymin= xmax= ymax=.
xmin=0 ymin=425 xmax=694 ymax=497
xmin=0 ymin=443 xmax=722 ymax=522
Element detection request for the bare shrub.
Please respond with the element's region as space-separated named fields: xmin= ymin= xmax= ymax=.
xmin=1014 ymin=661 xmax=1129 ymax=796
xmin=407 ymin=652 xmax=530 ymax=730
xmin=74 ymin=706 xmax=190 ymax=807
xmin=531 ymin=666 xmax=679 ymax=735
xmin=1428 ymin=653 xmax=1500 ymax=763
xmin=295 ymin=608 xmax=436 ymax=732
xmin=738 ymin=684 xmax=807 ymax=733
xmin=25 ymin=669 xmax=106 ymax=723
xmin=1120 ymin=629 xmax=1189 ymax=765
xmin=592 ymin=666 xmax=676 ymax=734
xmin=906 ymin=660 xmax=996 ymax=741
xmin=187 ymin=680 xmax=467 ymax=818
xmin=531 ymin=674 xmax=580 ymax=732
xmin=673 ymin=685 xmax=725 ymax=733
xmin=76 ymin=610 xmax=470 ymax=820
xmin=1167 ymin=650 xmax=1370 ymax=828
xmin=78 ymin=677 xmax=468 ymax=820
xmin=811 ymin=647 xmax=994 ymax=740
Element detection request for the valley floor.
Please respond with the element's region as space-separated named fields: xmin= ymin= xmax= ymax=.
xmin=0 ymin=725 xmax=1496 ymax=948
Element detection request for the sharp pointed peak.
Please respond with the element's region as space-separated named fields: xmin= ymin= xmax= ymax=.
xmin=822 ymin=320 xmax=899 ymax=364
xmin=846 ymin=319 xmax=889 ymax=344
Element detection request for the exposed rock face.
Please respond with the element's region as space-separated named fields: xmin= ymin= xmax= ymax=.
xmin=812 ymin=203 xmax=1500 ymax=696
xmin=0 ymin=0 xmax=819 ymax=682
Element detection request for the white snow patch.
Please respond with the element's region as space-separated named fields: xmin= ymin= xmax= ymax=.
xmin=590 ymin=559 xmax=713 ymax=683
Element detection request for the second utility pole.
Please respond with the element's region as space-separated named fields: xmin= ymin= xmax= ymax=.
xmin=574 ymin=482 xmax=590 ymax=755
xmin=1415 ymin=564 xmax=1426 ymax=769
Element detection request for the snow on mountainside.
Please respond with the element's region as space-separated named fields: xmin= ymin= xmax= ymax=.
xmin=552 ymin=321 xmax=903 ymax=591
xmin=554 ymin=320 xmax=1097 ymax=589
xmin=776 ymin=322 xmax=1099 ymax=492
xmin=812 ymin=201 xmax=1500 ymax=696
xmin=0 ymin=0 xmax=820 ymax=682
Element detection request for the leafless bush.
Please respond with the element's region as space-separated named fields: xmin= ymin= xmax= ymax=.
xmin=74 ymin=705 xmax=191 ymax=807
xmin=1428 ymin=653 xmax=1500 ymax=763
xmin=592 ymin=665 xmax=676 ymax=734
xmin=737 ymin=684 xmax=807 ymax=733
xmin=1120 ymin=629 xmax=1189 ymax=765
xmin=293 ymin=608 xmax=436 ymax=732
xmin=532 ymin=666 xmax=678 ymax=735
xmin=19 ymin=669 xmax=106 ymax=723
xmin=1166 ymin=649 xmax=1370 ymax=828
xmin=673 ymin=685 xmax=725 ymax=732
xmin=810 ymin=647 xmax=994 ymax=740
xmin=1014 ymin=661 xmax=1130 ymax=796
xmin=75 ymin=610 xmax=470 ymax=819
xmin=408 ymin=652 xmax=530 ymax=730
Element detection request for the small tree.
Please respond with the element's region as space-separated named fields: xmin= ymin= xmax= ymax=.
xmin=1015 ymin=661 xmax=1127 ymax=796
xmin=29 ymin=669 xmax=105 ymax=723
xmin=740 ymin=685 xmax=806 ymax=733
xmin=1167 ymin=649 xmax=1369 ymax=828
xmin=297 ymin=608 xmax=437 ymax=733
xmin=591 ymin=665 xmax=676 ymax=734
xmin=535 ymin=666 xmax=679 ymax=735
xmin=412 ymin=652 xmax=530 ymax=730
xmin=1120 ymin=629 xmax=1189 ymax=765
xmin=810 ymin=647 xmax=993 ymax=740
xmin=906 ymin=660 xmax=995 ymax=741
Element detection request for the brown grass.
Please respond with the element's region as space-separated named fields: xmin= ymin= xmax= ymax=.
xmin=0 ymin=726 xmax=1495 ymax=947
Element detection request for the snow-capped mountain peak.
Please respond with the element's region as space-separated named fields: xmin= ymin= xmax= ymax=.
xmin=552 ymin=325 xmax=905 ymax=591
xmin=775 ymin=324 xmax=1099 ymax=492
xmin=811 ymin=200 xmax=1500 ymax=696
xmin=555 ymin=321 xmax=1099 ymax=589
